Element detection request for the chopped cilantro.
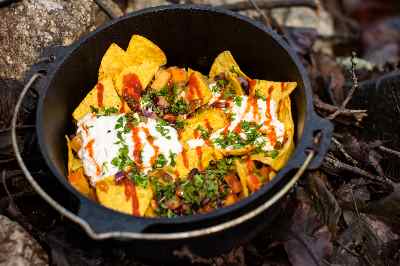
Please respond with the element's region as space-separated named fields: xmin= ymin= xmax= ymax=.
xmin=216 ymin=79 xmax=227 ymax=88
xmin=169 ymin=151 xmax=176 ymax=167
xmin=210 ymin=83 xmax=221 ymax=93
xmin=169 ymin=98 xmax=188 ymax=115
xmin=196 ymin=125 xmax=209 ymax=139
xmin=115 ymin=116 xmax=125 ymax=130
xmin=158 ymin=86 xmax=169 ymax=97
xmin=129 ymin=171 xmax=148 ymax=188
xmin=265 ymin=149 xmax=279 ymax=159
xmin=90 ymin=106 xmax=118 ymax=116
xmin=233 ymin=96 xmax=242 ymax=106
xmin=255 ymin=89 xmax=266 ymax=100
xmin=90 ymin=105 xmax=99 ymax=114
xmin=154 ymin=154 xmax=167 ymax=168
xmin=156 ymin=120 xmax=171 ymax=139
xmin=174 ymin=120 xmax=186 ymax=129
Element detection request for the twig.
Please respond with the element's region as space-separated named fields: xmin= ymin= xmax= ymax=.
xmin=328 ymin=52 xmax=359 ymax=120
xmin=323 ymin=154 xmax=395 ymax=186
xmin=379 ymin=145 xmax=400 ymax=158
xmin=0 ymin=124 xmax=35 ymax=134
xmin=219 ymin=0 xmax=318 ymax=11
xmin=332 ymin=137 xmax=359 ymax=166
xmin=313 ymin=95 xmax=367 ymax=122
xmin=334 ymin=240 xmax=361 ymax=258
xmin=247 ymin=0 xmax=272 ymax=27
xmin=94 ymin=0 xmax=123 ymax=19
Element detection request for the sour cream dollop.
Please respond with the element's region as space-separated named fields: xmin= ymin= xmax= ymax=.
xmin=77 ymin=113 xmax=182 ymax=184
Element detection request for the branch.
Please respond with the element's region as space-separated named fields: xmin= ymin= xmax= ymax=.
xmin=313 ymin=95 xmax=367 ymax=122
xmin=328 ymin=52 xmax=359 ymax=120
xmin=379 ymin=145 xmax=400 ymax=158
xmin=219 ymin=0 xmax=318 ymax=11
xmin=323 ymin=154 xmax=395 ymax=186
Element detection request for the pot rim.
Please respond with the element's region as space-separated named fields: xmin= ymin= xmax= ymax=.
xmin=34 ymin=4 xmax=317 ymax=238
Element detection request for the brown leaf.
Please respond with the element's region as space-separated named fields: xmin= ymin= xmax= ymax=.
xmin=282 ymin=189 xmax=333 ymax=266
xmin=307 ymin=171 xmax=342 ymax=237
xmin=314 ymin=53 xmax=346 ymax=104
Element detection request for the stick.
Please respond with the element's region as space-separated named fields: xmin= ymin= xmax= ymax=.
xmin=328 ymin=52 xmax=359 ymax=120
xmin=379 ymin=145 xmax=400 ymax=158
xmin=313 ymin=95 xmax=367 ymax=121
xmin=323 ymin=154 xmax=395 ymax=186
xmin=94 ymin=0 xmax=124 ymax=19
xmin=219 ymin=0 xmax=318 ymax=11
xmin=332 ymin=137 xmax=359 ymax=166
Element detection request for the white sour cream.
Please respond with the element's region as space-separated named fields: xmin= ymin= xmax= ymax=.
xmin=209 ymin=95 xmax=285 ymax=151
xmin=77 ymin=114 xmax=182 ymax=184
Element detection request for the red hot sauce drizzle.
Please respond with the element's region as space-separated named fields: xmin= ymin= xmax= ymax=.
xmin=187 ymin=73 xmax=203 ymax=103
xmin=96 ymin=82 xmax=104 ymax=108
xmin=119 ymin=97 xmax=126 ymax=113
xmin=196 ymin=147 xmax=203 ymax=171
xmin=181 ymin=149 xmax=189 ymax=169
xmin=85 ymin=139 xmax=101 ymax=176
xmin=264 ymin=86 xmax=277 ymax=147
xmin=123 ymin=179 xmax=140 ymax=216
xmin=123 ymin=73 xmax=142 ymax=102
xmin=143 ymin=127 xmax=159 ymax=166
xmin=131 ymin=127 xmax=142 ymax=167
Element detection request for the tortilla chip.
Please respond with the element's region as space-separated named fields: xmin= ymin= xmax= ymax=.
xmin=115 ymin=62 xmax=160 ymax=97
xmin=251 ymin=97 xmax=295 ymax=170
xmin=151 ymin=68 xmax=171 ymax=91
xmin=180 ymin=108 xmax=228 ymax=147
xmin=226 ymin=71 xmax=245 ymax=96
xmin=234 ymin=159 xmax=249 ymax=197
xmin=66 ymin=135 xmax=82 ymax=172
xmin=185 ymin=69 xmax=212 ymax=106
xmin=67 ymin=168 xmax=95 ymax=199
xmin=209 ymin=51 xmax=249 ymax=80
xmin=251 ymin=80 xmax=297 ymax=102
xmin=72 ymin=77 xmax=130 ymax=121
xmin=126 ymin=35 xmax=167 ymax=66
xmin=96 ymin=176 xmax=153 ymax=216
xmin=98 ymin=43 xmax=134 ymax=81
xmin=172 ymin=146 xmax=215 ymax=179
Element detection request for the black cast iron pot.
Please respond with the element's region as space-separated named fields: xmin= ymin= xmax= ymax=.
xmin=12 ymin=5 xmax=333 ymax=261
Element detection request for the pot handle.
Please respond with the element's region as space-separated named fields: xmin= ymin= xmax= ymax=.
xmin=12 ymin=73 xmax=156 ymax=235
xmin=291 ymin=112 xmax=333 ymax=170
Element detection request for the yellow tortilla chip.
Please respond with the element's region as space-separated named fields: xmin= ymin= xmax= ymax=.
xmin=72 ymin=77 xmax=130 ymax=121
xmin=126 ymin=35 xmax=167 ymax=66
xmin=96 ymin=176 xmax=153 ymax=216
xmin=251 ymin=96 xmax=295 ymax=170
xmin=98 ymin=43 xmax=134 ymax=81
xmin=180 ymin=108 xmax=228 ymax=147
xmin=115 ymin=62 xmax=160 ymax=97
xmin=172 ymin=146 xmax=215 ymax=179
xmin=66 ymin=136 xmax=95 ymax=199
xmin=67 ymin=168 xmax=95 ymax=200
xmin=209 ymin=51 xmax=249 ymax=80
xmin=66 ymin=135 xmax=82 ymax=172
xmin=251 ymin=80 xmax=297 ymax=102
xmin=185 ymin=69 xmax=212 ymax=107
xmin=234 ymin=159 xmax=249 ymax=197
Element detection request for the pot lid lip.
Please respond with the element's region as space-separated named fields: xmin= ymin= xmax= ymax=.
xmin=34 ymin=4 xmax=315 ymax=239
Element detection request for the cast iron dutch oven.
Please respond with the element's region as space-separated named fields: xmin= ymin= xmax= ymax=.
xmin=12 ymin=5 xmax=333 ymax=261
